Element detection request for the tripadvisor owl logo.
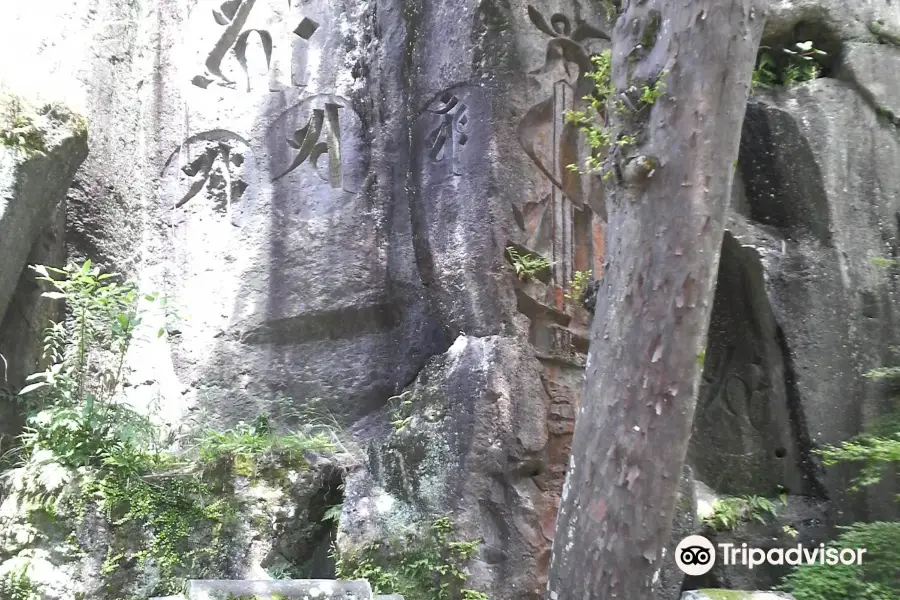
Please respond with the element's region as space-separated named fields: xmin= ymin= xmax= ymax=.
xmin=674 ymin=534 xmax=868 ymax=575
xmin=675 ymin=535 xmax=716 ymax=576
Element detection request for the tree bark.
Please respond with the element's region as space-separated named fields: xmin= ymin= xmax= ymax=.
xmin=546 ymin=0 xmax=768 ymax=598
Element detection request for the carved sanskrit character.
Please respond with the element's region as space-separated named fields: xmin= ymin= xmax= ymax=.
xmin=274 ymin=103 xmax=343 ymax=186
xmin=193 ymin=0 xmax=304 ymax=91
xmin=425 ymin=92 xmax=470 ymax=172
xmin=161 ymin=130 xmax=251 ymax=210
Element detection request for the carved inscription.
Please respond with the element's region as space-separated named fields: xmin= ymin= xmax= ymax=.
xmin=275 ymin=103 xmax=343 ymax=185
xmin=414 ymin=86 xmax=488 ymax=184
xmin=161 ymin=130 xmax=250 ymax=211
xmin=193 ymin=0 xmax=316 ymax=91
xmin=425 ymin=92 xmax=470 ymax=169
xmin=266 ymin=94 xmax=369 ymax=195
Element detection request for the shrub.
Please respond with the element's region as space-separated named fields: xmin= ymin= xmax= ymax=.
xmin=781 ymin=522 xmax=900 ymax=600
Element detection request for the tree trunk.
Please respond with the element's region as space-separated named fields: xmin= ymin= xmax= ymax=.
xmin=546 ymin=0 xmax=769 ymax=598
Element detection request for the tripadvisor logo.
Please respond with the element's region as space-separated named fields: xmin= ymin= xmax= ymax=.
xmin=674 ymin=535 xmax=867 ymax=576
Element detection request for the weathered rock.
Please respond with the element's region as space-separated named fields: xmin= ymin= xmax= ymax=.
xmin=837 ymin=42 xmax=900 ymax=122
xmin=725 ymin=78 xmax=900 ymax=523
xmin=0 ymin=95 xmax=87 ymax=326
xmin=681 ymin=591 xmax=795 ymax=600
xmin=339 ymin=334 xmax=552 ymax=600
xmin=0 ymin=94 xmax=86 ymax=451
xmin=691 ymin=232 xmax=817 ymax=499
xmin=765 ymin=0 xmax=898 ymax=43
xmin=2 ymin=0 xmax=900 ymax=598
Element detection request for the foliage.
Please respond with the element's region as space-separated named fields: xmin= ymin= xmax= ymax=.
xmin=781 ymin=522 xmax=900 ymax=600
xmin=388 ymin=390 xmax=415 ymax=431
xmin=0 ymin=94 xmax=46 ymax=155
xmin=814 ymin=337 xmax=900 ymax=494
xmin=564 ymin=270 xmax=592 ymax=303
xmin=1 ymin=261 xmax=341 ymax=596
xmin=0 ymin=566 xmax=40 ymax=600
xmin=565 ymin=50 xmax=615 ymax=175
xmin=321 ymin=503 xmax=343 ymax=525
xmin=639 ymin=77 xmax=667 ymax=106
xmin=334 ymin=516 xmax=488 ymax=600
xmin=506 ymin=247 xmax=551 ymax=282
xmin=702 ymin=494 xmax=780 ymax=531
xmin=752 ymin=41 xmax=827 ymax=90
xmin=564 ymin=49 xmax=667 ymax=179
xmin=197 ymin=413 xmax=333 ymax=476
xmin=14 ymin=261 xmax=160 ymax=469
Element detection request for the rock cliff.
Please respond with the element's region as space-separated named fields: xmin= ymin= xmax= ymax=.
xmin=0 ymin=0 xmax=898 ymax=598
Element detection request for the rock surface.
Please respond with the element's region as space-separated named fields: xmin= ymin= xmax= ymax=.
xmin=0 ymin=0 xmax=899 ymax=598
xmin=724 ymin=75 xmax=900 ymax=523
xmin=0 ymin=96 xmax=87 ymax=326
xmin=0 ymin=94 xmax=87 ymax=451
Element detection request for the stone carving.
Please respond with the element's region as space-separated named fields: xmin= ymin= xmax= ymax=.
xmin=192 ymin=0 xmax=300 ymax=91
xmin=424 ymin=92 xmax=470 ymax=170
xmin=699 ymin=347 xmax=771 ymax=437
xmin=161 ymin=130 xmax=250 ymax=211
xmin=414 ymin=86 xmax=487 ymax=183
xmin=266 ymin=94 xmax=369 ymax=196
xmin=275 ymin=101 xmax=343 ymax=185
xmin=515 ymin=5 xmax=608 ymax=289
xmin=291 ymin=15 xmax=320 ymax=87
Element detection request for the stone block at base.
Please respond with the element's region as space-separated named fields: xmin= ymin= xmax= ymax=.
xmin=186 ymin=579 xmax=375 ymax=599
xmin=681 ymin=591 xmax=795 ymax=600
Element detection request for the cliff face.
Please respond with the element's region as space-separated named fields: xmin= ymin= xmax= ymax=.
xmin=0 ymin=0 xmax=898 ymax=598
xmin=0 ymin=94 xmax=87 ymax=454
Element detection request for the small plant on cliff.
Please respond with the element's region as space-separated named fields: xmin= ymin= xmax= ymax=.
xmin=334 ymin=516 xmax=487 ymax=600
xmin=751 ymin=41 xmax=827 ymax=90
xmin=506 ymin=247 xmax=551 ymax=282
xmin=0 ymin=93 xmax=46 ymax=156
xmin=14 ymin=261 xmax=158 ymax=469
xmin=702 ymin=494 xmax=780 ymax=531
xmin=565 ymin=49 xmax=615 ymax=176
xmin=564 ymin=270 xmax=592 ymax=303
xmin=0 ymin=565 xmax=40 ymax=600
xmin=197 ymin=413 xmax=333 ymax=476
xmin=639 ymin=76 xmax=667 ymax=106
xmin=388 ymin=390 xmax=415 ymax=431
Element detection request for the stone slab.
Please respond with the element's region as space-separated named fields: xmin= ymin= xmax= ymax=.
xmin=186 ymin=579 xmax=374 ymax=600
xmin=682 ymin=592 xmax=795 ymax=600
